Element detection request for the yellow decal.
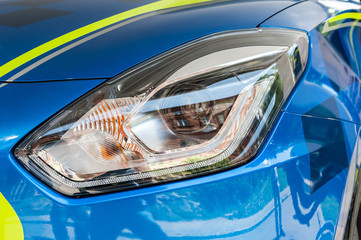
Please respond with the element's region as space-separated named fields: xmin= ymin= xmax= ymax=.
xmin=0 ymin=193 xmax=23 ymax=240
xmin=329 ymin=12 xmax=361 ymax=24
xmin=321 ymin=12 xmax=361 ymax=74
xmin=0 ymin=0 xmax=216 ymax=79
xmin=322 ymin=12 xmax=361 ymax=34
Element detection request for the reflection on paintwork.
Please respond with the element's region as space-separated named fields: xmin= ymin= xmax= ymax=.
xmin=302 ymin=108 xmax=349 ymax=192
xmin=1 ymin=111 xmax=356 ymax=239
xmin=285 ymin=14 xmax=361 ymax=124
xmin=319 ymin=1 xmax=361 ymax=12
xmin=141 ymin=171 xmax=276 ymax=238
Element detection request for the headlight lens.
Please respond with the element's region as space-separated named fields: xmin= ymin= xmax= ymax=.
xmin=16 ymin=29 xmax=308 ymax=196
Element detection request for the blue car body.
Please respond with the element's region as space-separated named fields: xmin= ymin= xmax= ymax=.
xmin=0 ymin=0 xmax=361 ymax=239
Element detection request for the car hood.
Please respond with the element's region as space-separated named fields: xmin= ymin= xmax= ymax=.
xmin=0 ymin=0 xmax=301 ymax=82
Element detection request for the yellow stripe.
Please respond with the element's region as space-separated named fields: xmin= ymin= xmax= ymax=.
xmin=329 ymin=12 xmax=361 ymax=24
xmin=0 ymin=193 xmax=23 ymax=240
xmin=0 ymin=0 xmax=215 ymax=79
xmin=349 ymin=21 xmax=360 ymax=75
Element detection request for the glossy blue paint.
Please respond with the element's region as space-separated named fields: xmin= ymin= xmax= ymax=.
xmin=262 ymin=3 xmax=361 ymax=124
xmin=299 ymin=25 xmax=361 ymax=123
xmin=0 ymin=0 xmax=302 ymax=81
xmin=2 ymin=109 xmax=358 ymax=239
xmin=1 ymin=0 xmax=361 ymax=239
xmin=261 ymin=3 xmax=361 ymax=238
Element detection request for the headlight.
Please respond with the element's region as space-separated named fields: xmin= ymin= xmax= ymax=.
xmin=15 ymin=29 xmax=308 ymax=196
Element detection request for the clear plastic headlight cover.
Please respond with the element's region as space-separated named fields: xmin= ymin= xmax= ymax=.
xmin=15 ymin=29 xmax=308 ymax=196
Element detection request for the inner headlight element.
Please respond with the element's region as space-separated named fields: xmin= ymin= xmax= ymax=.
xmin=16 ymin=29 xmax=308 ymax=196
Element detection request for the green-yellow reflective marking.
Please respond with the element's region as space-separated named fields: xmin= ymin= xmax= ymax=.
xmin=0 ymin=0 xmax=216 ymax=78
xmin=324 ymin=12 xmax=361 ymax=73
xmin=322 ymin=12 xmax=361 ymax=34
xmin=0 ymin=193 xmax=23 ymax=240
xmin=329 ymin=12 xmax=361 ymax=23
xmin=349 ymin=20 xmax=360 ymax=76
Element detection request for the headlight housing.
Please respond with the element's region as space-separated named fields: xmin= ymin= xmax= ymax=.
xmin=15 ymin=28 xmax=308 ymax=196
